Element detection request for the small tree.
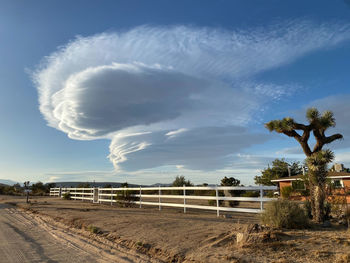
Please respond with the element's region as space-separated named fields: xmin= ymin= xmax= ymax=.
xmin=220 ymin=176 xmax=242 ymax=207
xmin=221 ymin=176 xmax=240 ymax=187
xmin=255 ymin=159 xmax=302 ymax=186
xmin=172 ymin=176 xmax=193 ymax=187
xmin=121 ymin=182 xmax=128 ymax=188
xmin=46 ymin=183 xmax=56 ymax=193
xmin=31 ymin=181 xmax=46 ymax=195
xmin=265 ymin=108 xmax=342 ymax=223
xmin=172 ymin=176 xmax=193 ymax=195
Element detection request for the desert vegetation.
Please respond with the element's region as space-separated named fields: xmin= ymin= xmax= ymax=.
xmin=266 ymin=107 xmax=343 ymax=223
xmin=0 ymin=181 xmax=55 ymax=196
xmin=260 ymin=199 xmax=309 ymax=228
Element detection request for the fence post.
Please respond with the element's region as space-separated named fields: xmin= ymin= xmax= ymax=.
xmin=216 ymin=185 xmax=219 ymax=217
xmin=159 ymin=185 xmax=162 ymax=211
xmin=183 ymin=184 xmax=186 ymax=213
xmin=139 ymin=186 xmax=142 ymax=208
xmin=260 ymin=186 xmax=263 ymax=211
xmin=98 ymin=188 xmax=101 ymax=203
xmin=59 ymin=187 xmax=62 ymax=197
xmin=111 ymin=189 xmax=113 ymax=206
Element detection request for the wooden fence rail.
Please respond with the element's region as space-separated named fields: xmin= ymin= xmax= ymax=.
xmin=50 ymin=185 xmax=277 ymax=216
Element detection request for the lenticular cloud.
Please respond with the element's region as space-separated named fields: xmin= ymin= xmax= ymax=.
xmin=33 ymin=22 xmax=350 ymax=171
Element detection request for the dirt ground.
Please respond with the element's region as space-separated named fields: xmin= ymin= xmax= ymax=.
xmin=0 ymin=203 xmax=156 ymax=263
xmin=1 ymin=195 xmax=350 ymax=263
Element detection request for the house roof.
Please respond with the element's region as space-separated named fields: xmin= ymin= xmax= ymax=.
xmin=271 ymin=171 xmax=350 ymax=182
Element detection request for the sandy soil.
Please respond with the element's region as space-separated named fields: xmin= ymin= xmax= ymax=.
xmin=0 ymin=202 xmax=156 ymax=262
xmin=1 ymin=195 xmax=350 ymax=263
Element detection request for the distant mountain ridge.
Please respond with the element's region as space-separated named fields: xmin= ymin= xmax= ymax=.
xmin=52 ymin=182 xmax=137 ymax=187
xmin=0 ymin=179 xmax=20 ymax=186
xmin=0 ymin=180 xmax=173 ymax=187
xmin=51 ymin=182 xmax=173 ymax=187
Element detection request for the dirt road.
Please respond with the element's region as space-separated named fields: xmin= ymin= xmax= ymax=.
xmin=0 ymin=203 xmax=152 ymax=263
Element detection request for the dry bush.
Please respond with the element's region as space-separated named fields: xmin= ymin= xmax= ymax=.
xmin=87 ymin=225 xmax=100 ymax=234
xmin=62 ymin=192 xmax=71 ymax=200
xmin=260 ymin=199 xmax=309 ymax=229
xmin=281 ymin=186 xmax=293 ymax=199
xmin=346 ymin=206 xmax=350 ymax=229
xmin=334 ymin=253 xmax=350 ymax=263
xmin=115 ymin=191 xmax=139 ymax=207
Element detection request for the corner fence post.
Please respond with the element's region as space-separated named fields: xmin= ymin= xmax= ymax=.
xmin=260 ymin=186 xmax=263 ymax=211
xmin=139 ymin=186 xmax=142 ymax=208
xmin=216 ymin=185 xmax=219 ymax=217
xmin=159 ymin=186 xmax=162 ymax=211
xmin=183 ymin=184 xmax=186 ymax=213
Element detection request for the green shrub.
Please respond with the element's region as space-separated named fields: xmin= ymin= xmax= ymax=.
xmin=304 ymin=200 xmax=312 ymax=219
xmin=208 ymin=191 xmax=224 ymax=206
xmin=88 ymin=225 xmax=100 ymax=234
xmin=115 ymin=191 xmax=139 ymax=207
xmin=281 ymin=186 xmax=293 ymax=199
xmin=266 ymin=191 xmax=274 ymax=198
xmin=260 ymin=199 xmax=309 ymax=229
xmin=300 ymin=189 xmax=310 ymax=197
xmin=62 ymin=192 xmax=71 ymax=200
xmin=241 ymin=191 xmax=260 ymax=197
xmin=303 ymin=200 xmax=331 ymax=220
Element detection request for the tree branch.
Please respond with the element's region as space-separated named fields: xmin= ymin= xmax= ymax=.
xmin=324 ymin=134 xmax=343 ymax=144
xmin=282 ymin=129 xmax=312 ymax=156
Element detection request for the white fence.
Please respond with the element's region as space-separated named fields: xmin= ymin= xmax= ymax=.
xmin=50 ymin=185 xmax=277 ymax=216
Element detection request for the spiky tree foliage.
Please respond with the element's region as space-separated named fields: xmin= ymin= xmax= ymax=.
xmin=265 ymin=108 xmax=342 ymax=223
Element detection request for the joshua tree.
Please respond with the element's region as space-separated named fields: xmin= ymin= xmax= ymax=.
xmin=265 ymin=108 xmax=343 ymax=223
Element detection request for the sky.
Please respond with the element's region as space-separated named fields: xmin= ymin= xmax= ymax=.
xmin=1 ymin=0 xmax=350 ymax=185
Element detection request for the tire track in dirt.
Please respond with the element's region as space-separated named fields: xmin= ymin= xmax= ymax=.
xmin=0 ymin=204 xmax=156 ymax=263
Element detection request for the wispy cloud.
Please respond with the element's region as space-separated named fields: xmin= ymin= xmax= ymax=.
xmin=33 ymin=21 xmax=350 ymax=174
xmin=109 ymin=126 xmax=271 ymax=171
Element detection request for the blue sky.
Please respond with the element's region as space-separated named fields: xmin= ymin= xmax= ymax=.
xmin=1 ymin=0 xmax=350 ymax=185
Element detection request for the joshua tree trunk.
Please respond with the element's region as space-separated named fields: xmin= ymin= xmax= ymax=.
xmin=309 ymin=182 xmax=325 ymax=223
xmin=306 ymin=151 xmax=333 ymax=223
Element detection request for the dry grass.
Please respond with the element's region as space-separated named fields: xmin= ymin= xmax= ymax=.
xmin=334 ymin=253 xmax=350 ymax=263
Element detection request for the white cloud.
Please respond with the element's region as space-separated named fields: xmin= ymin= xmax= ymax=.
xmin=48 ymin=176 xmax=60 ymax=182
xmin=166 ymin=128 xmax=188 ymax=138
xmin=276 ymin=147 xmax=303 ymax=155
xmin=108 ymin=126 xmax=271 ymax=171
xmin=44 ymin=170 xmax=118 ymax=182
xmin=33 ymin=22 xmax=350 ymax=174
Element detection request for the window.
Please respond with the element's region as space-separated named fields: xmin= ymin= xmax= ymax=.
xmin=292 ymin=180 xmax=305 ymax=190
xmin=332 ymin=180 xmax=343 ymax=188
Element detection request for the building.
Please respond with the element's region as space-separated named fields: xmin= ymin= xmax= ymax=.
xmin=271 ymin=164 xmax=350 ymax=203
